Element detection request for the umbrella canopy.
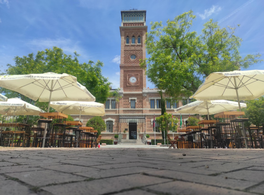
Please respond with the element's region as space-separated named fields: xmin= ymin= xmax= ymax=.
xmin=0 ymin=98 xmax=44 ymax=116
xmin=0 ymin=94 xmax=8 ymax=101
xmin=191 ymin=70 xmax=264 ymax=110
xmin=0 ymin=72 xmax=96 ymax=111
xmin=175 ymin=100 xmax=247 ymax=119
xmin=50 ymin=101 xmax=105 ymax=117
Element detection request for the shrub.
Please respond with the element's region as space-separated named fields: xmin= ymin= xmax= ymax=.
xmin=86 ymin=116 xmax=106 ymax=136
xmin=151 ymin=139 xmax=168 ymax=145
xmin=114 ymin=134 xmax=119 ymax=139
xmin=187 ymin=117 xmax=200 ymax=126
xmin=100 ymin=139 xmax=113 ymax=145
xmin=146 ymin=134 xmax=150 ymax=138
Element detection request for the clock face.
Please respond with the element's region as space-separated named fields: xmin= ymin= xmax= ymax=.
xmin=129 ymin=76 xmax=137 ymax=83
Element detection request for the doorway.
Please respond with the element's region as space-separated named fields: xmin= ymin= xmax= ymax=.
xmin=129 ymin=122 xmax=137 ymax=139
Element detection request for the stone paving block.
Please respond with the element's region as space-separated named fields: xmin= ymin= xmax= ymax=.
xmin=42 ymin=174 xmax=172 ymax=195
xmin=91 ymin=162 xmax=153 ymax=170
xmin=247 ymin=166 xmax=264 ymax=171
xmin=222 ymin=170 xmax=264 ymax=182
xmin=248 ymin=183 xmax=264 ymax=194
xmin=115 ymin=189 xmax=156 ymax=195
xmin=6 ymin=170 xmax=85 ymax=187
xmin=62 ymin=159 xmax=105 ymax=167
xmin=145 ymin=169 xmax=256 ymax=190
xmin=41 ymin=164 xmax=100 ymax=174
xmin=144 ymin=180 xmax=252 ymax=195
xmin=76 ymin=166 xmax=157 ymax=179
xmin=0 ymin=175 xmax=37 ymax=195
xmin=0 ymin=165 xmax=42 ymax=173
xmin=0 ymin=161 xmax=16 ymax=167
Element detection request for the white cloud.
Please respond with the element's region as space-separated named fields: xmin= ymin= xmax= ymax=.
xmin=198 ymin=5 xmax=222 ymax=20
xmin=219 ymin=0 xmax=254 ymax=24
xmin=115 ymin=72 xmax=120 ymax=75
xmin=0 ymin=0 xmax=9 ymax=8
xmin=27 ymin=38 xmax=86 ymax=57
xmin=112 ymin=55 xmax=120 ymax=64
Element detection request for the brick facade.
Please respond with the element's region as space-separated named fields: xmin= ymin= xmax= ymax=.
xmin=75 ymin=10 xmax=191 ymax=141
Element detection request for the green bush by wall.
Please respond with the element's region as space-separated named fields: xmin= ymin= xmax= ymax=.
xmin=151 ymin=139 xmax=168 ymax=145
xmin=100 ymin=139 xmax=113 ymax=145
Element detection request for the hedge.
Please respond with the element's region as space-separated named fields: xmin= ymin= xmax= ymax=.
xmin=100 ymin=139 xmax=113 ymax=145
xmin=151 ymin=139 xmax=169 ymax=145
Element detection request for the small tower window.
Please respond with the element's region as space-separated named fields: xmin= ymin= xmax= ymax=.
xmin=126 ymin=36 xmax=129 ymax=44
xmin=138 ymin=36 xmax=141 ymax=44
xmin=132 ymin=36 xmax=135 ymax=44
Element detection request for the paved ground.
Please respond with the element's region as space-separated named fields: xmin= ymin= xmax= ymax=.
xmin=0 ymin=147 xmax=264 ymax=195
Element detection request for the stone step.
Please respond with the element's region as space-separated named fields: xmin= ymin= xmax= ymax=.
xmin=119 ymin=139 xmax=145 ymax=145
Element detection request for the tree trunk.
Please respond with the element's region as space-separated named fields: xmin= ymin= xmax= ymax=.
xmin=159 ymin=92 xmax=166 ymax=115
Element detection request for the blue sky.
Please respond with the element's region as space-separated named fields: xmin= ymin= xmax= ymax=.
xmin=0 ymin=0 xmax=263 ymax=89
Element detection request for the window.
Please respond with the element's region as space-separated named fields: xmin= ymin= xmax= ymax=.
xmin=137 ymin=36 xmax=141 ymax=44
xmin=106 ymin=121 xmax=113 ymax=132
xmin=105 ymin=100 xmax=110 ymax=109
xmin=123 ymin=13 xmax=144 ymax=22
xmin=172 ymin=101 xmax=177 ymax=108
xmin=166 ymin=100 xmax=171 ymax=109
xmin=156 ymin=99 xmax=161 ymax=108
xmin=126 ymin=36 xmax=129 ymax=44
xmin=130 ymin=54 xmax=136 ymax=59
xmin=150 ymin=99 xmax=155 ymax=108
xmin=111 ymin=100 xmax=116 ymax=109
xmin=105 ymin=99 xmax=116 ymax=109
xmin=131 ymin=99 xmax=136 ymax=109
xmin=132 ymin=36 xmax=135 ymax=44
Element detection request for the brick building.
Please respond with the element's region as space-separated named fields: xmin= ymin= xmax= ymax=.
xmin=80 ymin=10 xmax=190 ymax=142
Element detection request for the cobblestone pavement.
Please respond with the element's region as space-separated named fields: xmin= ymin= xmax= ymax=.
xmin=0 ymin=147 xmax=264 ymax=195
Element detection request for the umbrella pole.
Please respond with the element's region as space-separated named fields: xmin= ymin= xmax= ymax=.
xmin=42 ymin=81 xmax=53 ymax=148
xmin=233 ymin=77 xmax=241 ymax=111
xmin=206 ymin=101 xmax=213 ymax=148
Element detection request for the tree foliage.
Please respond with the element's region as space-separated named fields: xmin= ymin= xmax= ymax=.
xmin=141 ymin=10 xmax=262 ymax=112
xmin=187 ymin=116 xmax=200 ymax=126
xmin=244 ymin=97 xmax=264 ymax=128
xmin=1 ymin=47 xmax=111 ymax=104
xmin=86 ymin=116 xmax=106 ymax=136
xmin=156 ymin=112 xmax=179 ymax=140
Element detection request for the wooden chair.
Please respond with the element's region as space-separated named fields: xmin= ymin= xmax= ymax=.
xmin=167 ymin=134 xmax=177 ymax=149
xmin=96 ymin=135 xmax=102 ymax=148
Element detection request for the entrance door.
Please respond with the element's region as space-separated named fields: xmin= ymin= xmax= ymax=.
xmin=129 ymin=122 xmax=137 ymax=139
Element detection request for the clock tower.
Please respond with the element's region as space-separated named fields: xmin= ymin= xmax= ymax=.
xmin=120 ymin=10 xmax=147 ymax=92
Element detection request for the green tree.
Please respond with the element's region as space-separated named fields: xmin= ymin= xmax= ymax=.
xmin=187 ymin=117 xmax=200 ymax=126
xmin=155 ymin=112 xmax=178 ymax=140
xmin=141 ymin=11 xmax=262 ymax=114
xmin=86 ymin=116 xmax=106 ymax=136
xmin=244 ymin=97 xmax=264 ymax=128
xmin=1 ymin=47 xmax=111 ymax=104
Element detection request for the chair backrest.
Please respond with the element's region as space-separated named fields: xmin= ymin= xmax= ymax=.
xmin=167 ymin=134 xmax=172 ymax=141
xmin=97 ymin=135 xmax=102 ymax=143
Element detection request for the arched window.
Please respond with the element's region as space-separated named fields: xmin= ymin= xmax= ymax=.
xmin=137 ymin=36 xmax=141 ymax=44
xmin=132 ymin=36 xmax=135 ymax=44
xmin=126 ymin=36 xmax=129 ymax=44
xmin=106 ymin=121 xmax=113 ymax=132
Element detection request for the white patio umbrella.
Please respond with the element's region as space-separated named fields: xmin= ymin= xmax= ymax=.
xmin=0 ymin=72 xmax=96 ymax=112
xmin=0 ymin=98 xmax=44 ymax=116
xmin=50 ymin=101 xmax=105 ymax=118
xmin=0 ymin=94 xmax=8 ymax=101
xmin=0 ymin=72 xmax=96 ymax=147
xmin=191 ymin=70 xmax=264 ymax=110
xmin=175 ymin=100 xmax=247 ymax=120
